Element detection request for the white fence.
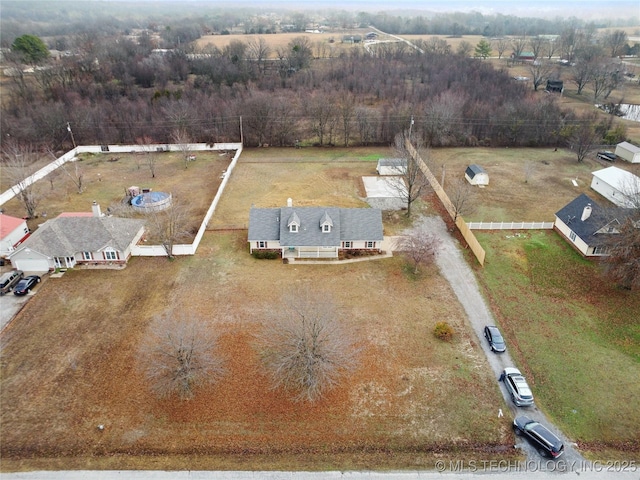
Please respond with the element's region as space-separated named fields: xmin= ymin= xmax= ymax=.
xmin=2 ymin=142 xmax=243 ymax=257
xmin=467 ymin=221 xmax=554 ymax=230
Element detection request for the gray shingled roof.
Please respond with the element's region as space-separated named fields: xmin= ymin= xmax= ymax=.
xmin=247 ymin=208 xmax=280 ymax=241
xmin=555 ymin=194 xmax=629 ymax=246
xmin=17 ymin=216 xmax=145 ymax=256
xmin=248 ymin=207 xmax=383 ymax=246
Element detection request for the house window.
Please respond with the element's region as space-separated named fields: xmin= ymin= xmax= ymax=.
xmin=104 ymin=250 xmax=117 ymax=260
xmin=258 ymin=241 xmax=266 ymax=248
xmin=343 ymin=241 xmax=352 ymax=248
xmin=323 ymin=224 xmax=330 ymax=232
xmin=366 ymin=241 xmax=375 ymax=248
xmin=569 ymin=231 xmax=576 ymax=242
xmin=82 ymin=251 xmax=92 ymax=260
xmin=290 ymin=224 xmax=298 ymax=233
xmin=593 ymin=245 xmax=608 ymax=255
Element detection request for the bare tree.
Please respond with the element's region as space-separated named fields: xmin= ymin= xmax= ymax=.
xmin=604 ymin=30 xmax=628 ymax=58
xmin=528 ymin=60 xmax=555 ymax=91
xmin=591 ymin=62 xmax=622 ymax=102
xmin=136 ymin=136 xmax=159 ymax=178
xmin=562 ymin=113 xmax=600 ymax=163
xmin=171 ymin=129 xmax=193 ymax=169
xmin=397 ymin=226 xmax=441 ymax=274
xmin=255 ymin=288 xmax=360 ymax=402
xmin=528 ymin=36 xmax=545 ymax=60
xmin=246 ymin=37 xmax=271 ymax=74
xmin=456 ymin=41 xmax=473 ymax=57
xmin=47 ymin=148 xmax=84 ymax=193
xmin=2 ymin=141 xmax=41 ymax=218
xmin=495 ymin=37 xmax=509 ymax=59
xmin=139 ymin=311 xmax=226 ymax=400
xmin=388 ymin=132 xmax=431 ymax=217
xmin=510 ymin=35 xmax=528 ymax=64
xmin=543 ymin=37 xmax=558 ymax=60
xmin=145 ymin=200 xmax=191 ymax=259
xmin=446 ymin=178 xmax=478 ymax=223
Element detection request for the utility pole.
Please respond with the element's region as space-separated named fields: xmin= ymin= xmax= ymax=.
xmin=408 ymin=115 xmax=414 ymax=140
xmin=67 ymin=122 xmax=77 ymax=149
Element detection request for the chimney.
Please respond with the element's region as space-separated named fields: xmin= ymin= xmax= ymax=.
xmin=581 ymin=204 xmax=592 ymax=221
xmin=92 ymin=201 xmax=102 ymax=218
xmin=287 ymin=197 xmax=293 ymax=207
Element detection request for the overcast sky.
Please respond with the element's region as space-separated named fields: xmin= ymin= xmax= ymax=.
xmin=169 ymin=0 xmax=639 ymax=20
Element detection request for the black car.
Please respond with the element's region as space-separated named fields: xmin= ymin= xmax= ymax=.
xmin=484 ymin=325 xmax=506 ymax=352
xmin=13 ymin=275 xmax=41 ymax=296
xmin=513 ymin=415 xmax=565 ymax=459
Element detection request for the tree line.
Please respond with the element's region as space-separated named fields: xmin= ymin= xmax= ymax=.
xmin=5 ymin=33 xmax=619 ymax=151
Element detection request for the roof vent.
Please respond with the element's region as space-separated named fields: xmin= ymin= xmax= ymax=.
xmin=581 ymin=204 xmax=592 ymax=221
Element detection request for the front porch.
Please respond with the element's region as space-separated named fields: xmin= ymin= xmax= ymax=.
xmin=282 ymin=246 xmax=339 ymax=259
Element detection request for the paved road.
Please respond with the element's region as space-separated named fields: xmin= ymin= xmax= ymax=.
xmin=3 ymin=468 xmax=639 ymax=480
xmin=415 ymin=216 xmax=585 ymax=468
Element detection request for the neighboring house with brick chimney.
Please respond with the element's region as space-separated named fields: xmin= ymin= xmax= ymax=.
xmin=7 ymin=203 xmax=145 ymax=271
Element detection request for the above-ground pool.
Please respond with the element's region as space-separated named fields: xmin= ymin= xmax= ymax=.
xmin=131 ymin=191 xmax=172 ymax=212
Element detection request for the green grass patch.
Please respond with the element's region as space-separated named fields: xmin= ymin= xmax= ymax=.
xmin=475 ymin=230 xmax=640 ymax=449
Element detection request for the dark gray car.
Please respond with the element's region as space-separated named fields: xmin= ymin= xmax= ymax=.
xmin=0 ymin=270 xmax=24 ymax=295
xmin=514 ymin=415 xmax=565 ymax=459
xmin=484 ymin=325 xmax=506 ymax=352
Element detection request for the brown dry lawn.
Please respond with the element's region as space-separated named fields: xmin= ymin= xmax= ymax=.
xmin=0 ymin=151 xmax=232 ymax=238
xmin=1 ymin=148 xmax=516 ymax=472
xmin=430 ymin=147 xmax=640 ymax=221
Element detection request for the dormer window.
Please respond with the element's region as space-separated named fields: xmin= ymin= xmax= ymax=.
xmin=288 ymin=211 xmax=300 ymax=233
xmin=320 ymin=211 xmax=333 ymax=233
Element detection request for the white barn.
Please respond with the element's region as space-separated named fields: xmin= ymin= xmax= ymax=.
xmin=465 ymin=164 xmax=489 ymax=186
xmin=615 ymin=141 xmax=640 ymax=164
xmin=590 ymin=166 xmax=640 ymax=208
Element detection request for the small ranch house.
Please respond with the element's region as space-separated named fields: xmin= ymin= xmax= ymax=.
xmin=0 ymin=214 xmax=29 ymax=257
xmin=554 ymin=194 xmax=628 ymax=257
xmin=8 ymin=205 xmax=145 ymax=271
xmin=614 ymin=141 xmax=640 ymax=164
xmin=248 ymin=203 xmax=383 ymax=259
xmin=590 ymin=166 xmax=640 ymax=208
xmin=465 ymin=164 xmax=489 ymax=186
xmin=376 ymin=158 xmax=407 ymax=175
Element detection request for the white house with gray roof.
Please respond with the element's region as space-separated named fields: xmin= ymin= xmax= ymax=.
xmin=248 ymin=204 xmax=383 ymax=259
xmin=7 ymin=207 xmax=145 ymax=271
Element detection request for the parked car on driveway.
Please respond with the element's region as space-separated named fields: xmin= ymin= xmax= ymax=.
xmin=0 ymin=270 xmax=24 ymax=295
xmin=513 ymin=415 xmax=565 ymax=459
xmin=597 ymin=151 xmax=617 ymax=162
xmin=13 ymin=275 xmax=41 ymax=296
xmin=484 ymin=325 xmax=506 ymax=352
xmin=501 ymin=367 xmax=534 ymax=407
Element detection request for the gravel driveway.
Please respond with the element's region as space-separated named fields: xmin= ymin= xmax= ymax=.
xmin=412 ymin=215 xmax=587 ymax=470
